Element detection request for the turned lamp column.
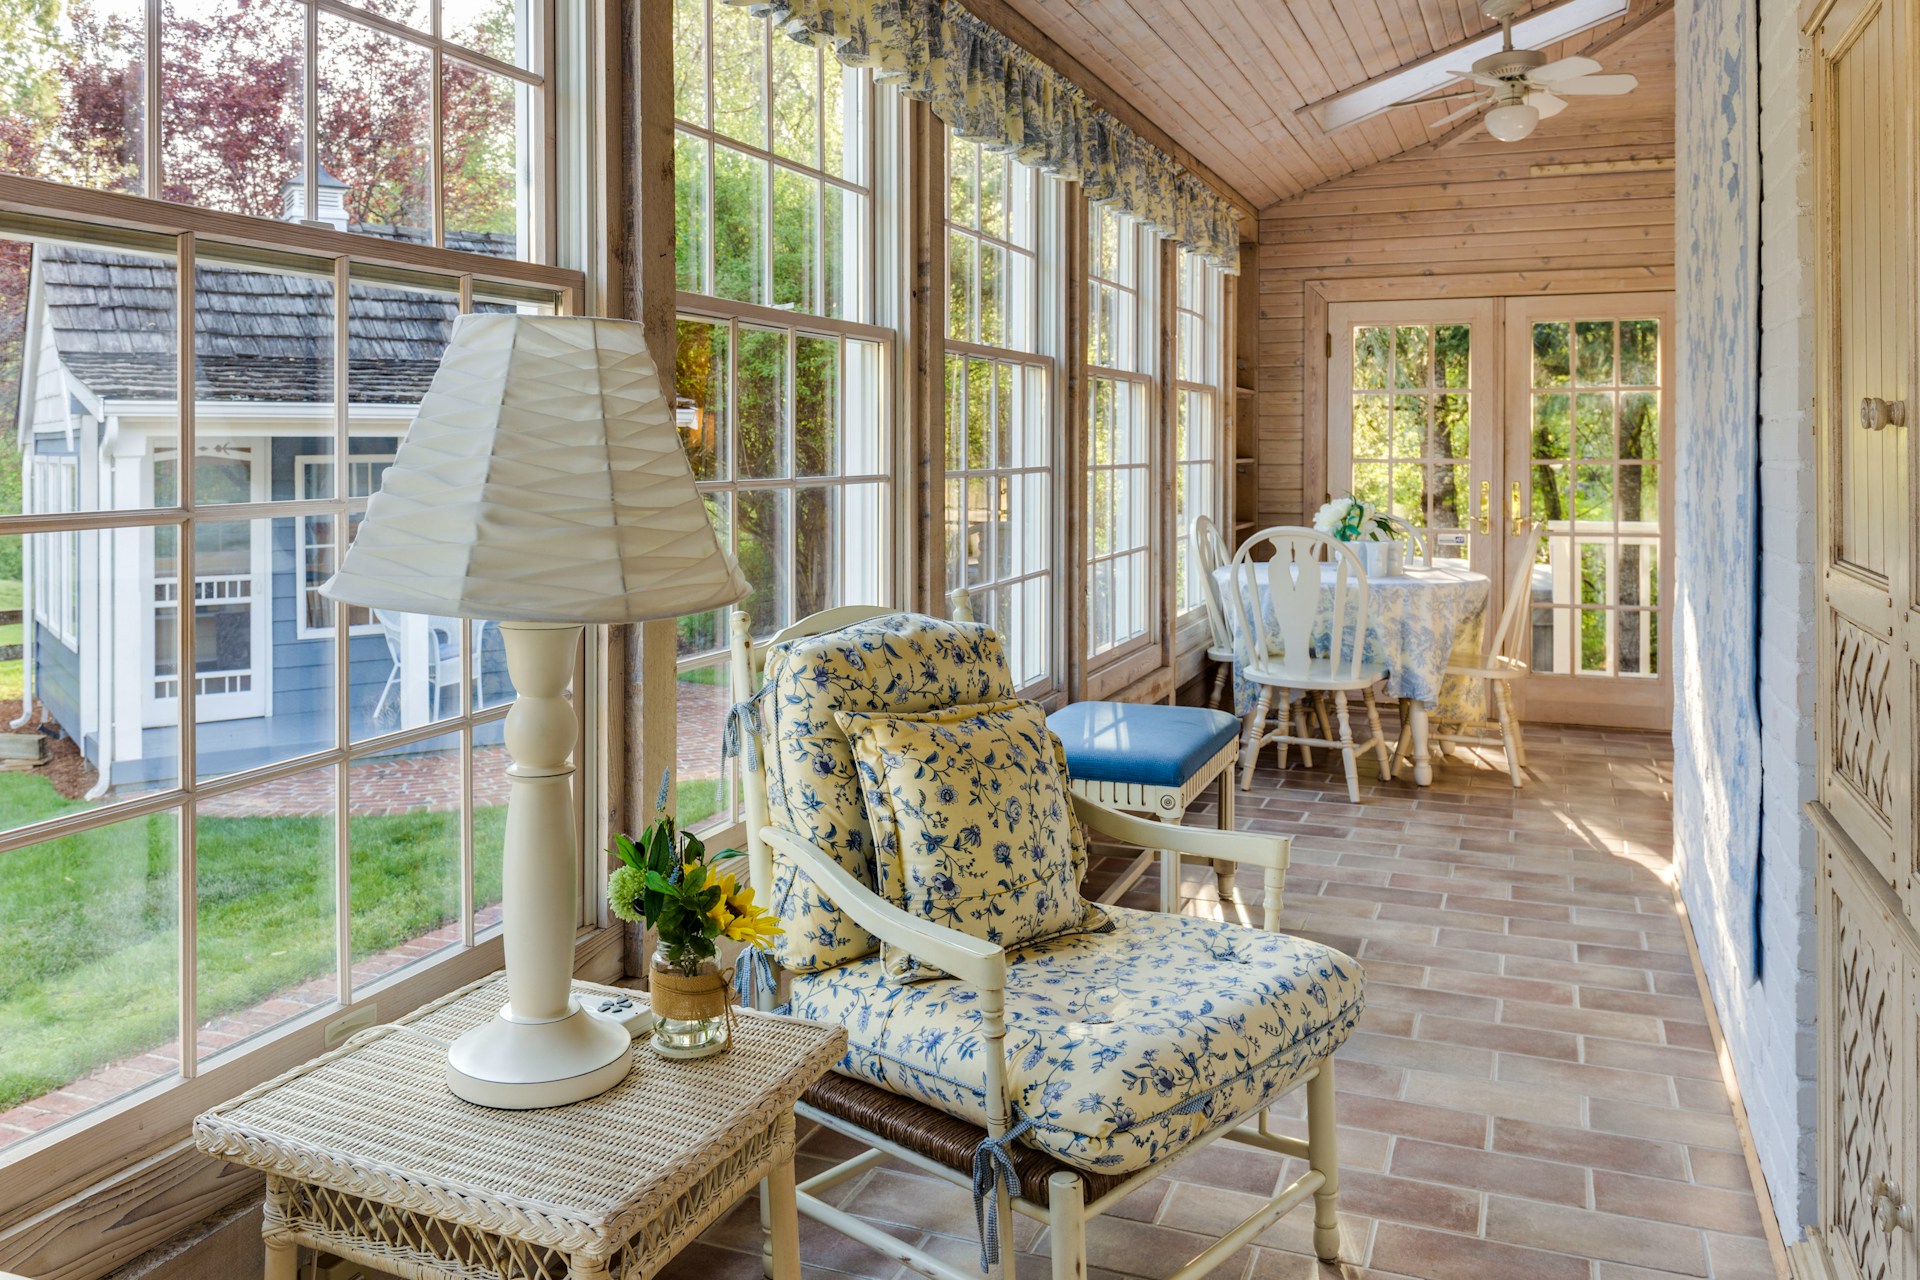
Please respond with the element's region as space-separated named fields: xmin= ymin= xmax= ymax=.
xmin=323 ymin=314 xmax=747 ymax=1109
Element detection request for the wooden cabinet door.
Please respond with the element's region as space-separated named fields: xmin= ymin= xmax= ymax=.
xmin=1813 ymin=0 xmax=1916 ymax=901
xmin=1816 ymin=832 xmax=1917 ymax=1280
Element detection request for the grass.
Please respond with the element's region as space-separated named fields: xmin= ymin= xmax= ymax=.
xmin=0 ymin=770 xmax=506 ymax=1110
xmin=0 ymin=579 xmax=21 ymax=701
xmin=675 ymin=776 xmax=724 ymax=830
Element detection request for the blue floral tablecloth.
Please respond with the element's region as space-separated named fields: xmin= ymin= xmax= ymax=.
xmin=1216 ymin=561 xmax=1492 ymax=721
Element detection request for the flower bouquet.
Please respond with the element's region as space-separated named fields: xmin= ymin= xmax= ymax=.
xmin=1311 ymin=495 xmax=1403 ymax=576
xmin=609 ymin=776 xmax=780 ymax=1059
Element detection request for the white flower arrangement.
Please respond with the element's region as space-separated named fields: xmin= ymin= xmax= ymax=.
xmin=1311 ymin=495 xmax=1395 ymax=543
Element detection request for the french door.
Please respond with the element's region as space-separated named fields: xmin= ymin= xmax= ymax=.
xmin=1326 ymin=292 xmax=1674 ymax=730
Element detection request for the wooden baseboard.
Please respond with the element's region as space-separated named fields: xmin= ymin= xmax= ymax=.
xmin=1667 ymin=868 xmax=1796 ymax=1279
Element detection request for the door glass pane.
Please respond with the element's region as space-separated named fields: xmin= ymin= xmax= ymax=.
xmin=1346 ymin=320 xmax=1472 ymax=558
xmin=1525 ymin=317 xmax=1662 ymax=679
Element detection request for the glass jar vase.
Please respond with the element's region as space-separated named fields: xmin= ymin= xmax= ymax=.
xmin=648 ymin=945 xmax=730 ymax=1059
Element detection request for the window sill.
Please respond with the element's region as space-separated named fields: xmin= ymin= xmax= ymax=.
xmin=0 ymin=924 xmax=625 ymax=1279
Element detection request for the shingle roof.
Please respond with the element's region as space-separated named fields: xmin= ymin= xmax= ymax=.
xmin=39 ymin=228 xmax=516 ymax=406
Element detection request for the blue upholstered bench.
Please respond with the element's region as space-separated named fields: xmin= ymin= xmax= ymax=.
xmin=1047 ymin=701 xmax=1243 ymax=912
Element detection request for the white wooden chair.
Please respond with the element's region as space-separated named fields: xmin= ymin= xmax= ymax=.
xmin=726 ymin=606 xmax=1359 ymax=1280
xmin=1225 ymin=528 xmax=1394 ymax=803
xmin=1191 ymin=513 xmax=1238 ymax=709
xmin=1426 ymin=522 xmax=1546 ymax=787
xmin=1378 ymin=512 xmax=1431 ymax=568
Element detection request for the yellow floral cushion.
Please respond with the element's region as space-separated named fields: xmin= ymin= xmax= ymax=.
xmin=837 ymin=699 xmax=1108 ymax=982
xmin=759 ymin=614 xmax=1017 ymax=973
xmin=786 ymin=906 xmax=1366 ymax=1174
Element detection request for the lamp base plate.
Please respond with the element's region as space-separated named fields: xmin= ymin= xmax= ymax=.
xmin=445 ymin=1000 xmax=633 ymax=1109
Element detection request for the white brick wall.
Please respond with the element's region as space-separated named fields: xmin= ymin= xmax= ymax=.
xmin=1675 ymin=0 xmax=1819 ymax=1239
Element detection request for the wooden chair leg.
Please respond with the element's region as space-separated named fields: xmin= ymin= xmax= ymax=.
xmin=1274 ymin=693 xmax=1293 ymax=774
xmin=1333 ymin=694 xmax=1360 ymax=803
xmin=1210 ymin=662 xmax=1231 ymax=710
xmin=1294 ymin=693 xmax=1314 ymax=768
xmin=1362 ymin=687 xmax=1393 ymax=782
xmin=1494 ymin=678 xmax=1524 ymax=787
xmin=1238 ymin=687 xmax=1272 ymax=790
xmin=1048 ymin=1171 xmax=1087 ymax=1280
xmin=1307 ymin=1060 xmax=1342 ymax=1262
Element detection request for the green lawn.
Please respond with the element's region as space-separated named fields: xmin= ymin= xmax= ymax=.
xmin=0 ymin=578 xmax=21 ymax=701
xmin=0 ymin=770 xmax=506 ymax=1109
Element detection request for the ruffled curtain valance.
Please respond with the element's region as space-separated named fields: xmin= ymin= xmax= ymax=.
xmin=726 ymin=0 xmax=1242 ymax=271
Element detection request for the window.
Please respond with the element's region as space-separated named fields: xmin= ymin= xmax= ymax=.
xmin=1084 ymin=204 xmax=1158 ymax=661
xmin=1173 ymin=248 xmax=1224 ymax=615
xmin=30 ymin=456 xmax=79 ymax=645
xmin=297 ymin=454 xmax=396 ymax=637
xmin=0 ymin=0 xmax=584 ymax=1176
xmin=671 ymin=0 xmax=892 ymax=831
xmin=1348 ymin=322 xmax=1475 ymax=556
xmin=3 ymin=0 xmax=547 ymax=257
xmin=944 ymin=133 xmax=1057 ymax=691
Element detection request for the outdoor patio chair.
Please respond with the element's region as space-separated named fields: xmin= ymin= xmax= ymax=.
xmin=725 ymin=606 xmax=1365 ymax=1280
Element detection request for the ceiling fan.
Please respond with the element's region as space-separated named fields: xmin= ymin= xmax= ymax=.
xmin=1413 ymin=0 xmax=1638 ymax=142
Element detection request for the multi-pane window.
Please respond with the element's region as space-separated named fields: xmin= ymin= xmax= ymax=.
xmin=1173 ymin=248 xmax=1224 ymax=613
xmin=296 ymin=455 xmax=395 ymax=637
xmin=1085 ymin=204 xmax=1158 ymax=660
xmin=944 ymin=133 xmax=1054 ymax=690
xmin=2 ymin=0 xmax=547 ymax=257
xmin=1526 ymin=318 xmax=1663 ymax=677
xmin=672 ymin=0 xmax=891 ymax=830
xmin=0 ymin=0 xmax=574 ymax=1163
xmin=0 ymin=216 xmax=563 ymax=1158
xmin=1348 ymin=323 xmax=1474 ymax=557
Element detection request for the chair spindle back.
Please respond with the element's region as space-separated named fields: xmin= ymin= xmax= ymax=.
xmin=1191 ymin=513 xmax=1235 ymax=652
xmin=1485 ymin=522 xmax=1547 ymax=663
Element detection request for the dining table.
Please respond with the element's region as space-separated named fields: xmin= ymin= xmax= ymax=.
xmin=1216 ymin=559 xmax=1492 ymax=786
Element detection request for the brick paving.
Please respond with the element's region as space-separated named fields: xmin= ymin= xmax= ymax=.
xmin=660 ymin=719 xmax=1780 ymax=1280
xmin=678 ymin=676 xmax=732 ymax=780
xmin=198 ymin=745 xmax=512 ymax=818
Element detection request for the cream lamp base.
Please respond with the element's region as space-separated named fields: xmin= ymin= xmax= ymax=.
xmin=444 ymin=621 xmax=633 ymax=1110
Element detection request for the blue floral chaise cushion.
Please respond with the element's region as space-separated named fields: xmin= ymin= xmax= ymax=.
xmin=787 ymin=905 xmax=1365 ymax=1175
xmin=759 ymin=614 xmax=1016 ymax=973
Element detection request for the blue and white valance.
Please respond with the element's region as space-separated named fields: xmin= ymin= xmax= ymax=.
xmin=725 ymin=0 xmax=1242 ymax=271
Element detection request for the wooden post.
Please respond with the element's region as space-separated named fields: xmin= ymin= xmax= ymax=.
xmin=1061 ymin=185 xmax=1090 ymax=701
xmin=907 ymin=101 xmax=948 ymax=614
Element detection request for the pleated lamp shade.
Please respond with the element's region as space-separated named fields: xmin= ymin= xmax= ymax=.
xmin=322 ymin=314 xmax=747 ymax=624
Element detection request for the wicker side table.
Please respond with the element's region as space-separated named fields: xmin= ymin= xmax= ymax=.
xmin=194 ymin=974 xmax=844 ymax=1280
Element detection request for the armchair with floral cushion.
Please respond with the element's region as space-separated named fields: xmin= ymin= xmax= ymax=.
xmin=722 ymin=605 xmax=1366 ymax=1280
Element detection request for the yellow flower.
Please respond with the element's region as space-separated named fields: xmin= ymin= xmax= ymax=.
xmin=719 ymin=880 xmax=783 ymax=949
xmin=704 ymin=868 xmax=738 ymax=934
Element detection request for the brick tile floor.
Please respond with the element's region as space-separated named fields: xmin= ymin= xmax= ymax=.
xmin=660 ymin=720 xmax=1780 ymax=1280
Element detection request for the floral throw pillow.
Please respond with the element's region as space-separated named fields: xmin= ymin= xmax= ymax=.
xmin=837 ymin=698 xmax=1109 ymax=982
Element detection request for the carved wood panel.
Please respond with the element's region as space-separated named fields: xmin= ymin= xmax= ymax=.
xmin=1826 ymin=857 xmax=1911 ymax=1280
xmin=1832 ymin=615 xmax=1898 ymax=823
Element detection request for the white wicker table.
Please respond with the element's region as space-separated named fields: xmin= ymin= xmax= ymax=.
xmin=194 ymin=974 xmax=845 ymax=1280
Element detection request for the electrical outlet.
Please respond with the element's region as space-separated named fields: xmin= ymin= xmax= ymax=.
xmin=323 ymin=1003 xmax=379 ymax=1050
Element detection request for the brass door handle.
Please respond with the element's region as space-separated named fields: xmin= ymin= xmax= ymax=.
xmin=1872 ymin=1176 xmax=1914 ymax=1235
xmin=1861 ymin=396 xmax=1907 ymax=431
xmin=1477 ymin=480 xmax=1491 ymax=536
xmin=1510 ymin=482 xmax=1526 ymax=535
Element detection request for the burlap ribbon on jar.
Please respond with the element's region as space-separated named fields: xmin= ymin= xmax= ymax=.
xmin=648 ymin=966 xmax=739 ymax=1039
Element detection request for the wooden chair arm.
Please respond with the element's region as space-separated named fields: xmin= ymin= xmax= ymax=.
xmin=761 ymin=829 xmax=1008 ymax=993
xmin=1071 ymin=795 xmax=1291 ymax=873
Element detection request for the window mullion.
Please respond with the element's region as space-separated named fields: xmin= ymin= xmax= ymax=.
xmin=332 ymin=256 xmax=354 ymax=1008
xmin=175 ymin=230 xmax=199 ymax=1076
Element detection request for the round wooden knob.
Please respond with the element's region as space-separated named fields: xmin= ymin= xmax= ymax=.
xmin=1860 ymin=396 xmax=1907 ymax=430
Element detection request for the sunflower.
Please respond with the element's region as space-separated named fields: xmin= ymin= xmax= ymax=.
xmin=719 ymin=880 xmax=783 ymax=949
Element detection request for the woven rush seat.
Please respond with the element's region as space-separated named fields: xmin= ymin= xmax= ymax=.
xmin=1046 ymin=701 xmax=1242 ymax=789
xmin=801 ymin=1072 xmax=1133 ymax=1204
xmin=787 ymin=905 xmax=1364 ymax=1175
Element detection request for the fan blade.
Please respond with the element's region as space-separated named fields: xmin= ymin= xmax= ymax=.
xmin=1420 ymin=89 xmax=1491 ymax=102
xmin=1431 ymin=96 xmax=1493 ymax=128
xmin=1530 ymin=89 xmax=1568 ymax=118
xmin=1547 ymin=73 xmax=1639 ymax=95
xmin=1445 ymin=68 xmax=1508 ymax=88
xmin=1530 ymin=55 xmax=1602 ymax=83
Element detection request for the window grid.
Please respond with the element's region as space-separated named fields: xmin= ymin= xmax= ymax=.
xmin=6 ymin=0 xmax=553 ymax=259
xmin=1173 ymin=248 xmax=1224 ymax=615
xmin=1085 ymin=205 xmax=1157 ymax=660
xmin=1525 ymin=317 xmax=1663 ymax=679
xmin=673 ymin=0 xmax=873 ymax=322
xmin=295 ymin=454 xmax=395 ymax=639
xmin=31 ymin=456 xmax=80 ymax=646
xmin=1347 ymin=322 xmax=1474 ymax=558
xmin=0 ymin=208 xmax=579 ymax=1153
xmin=943 ymin=130 xmax=1054 ymax=691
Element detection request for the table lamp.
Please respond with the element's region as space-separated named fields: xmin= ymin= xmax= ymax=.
xmin=324 ymin=314 xmax=747 ymax=1109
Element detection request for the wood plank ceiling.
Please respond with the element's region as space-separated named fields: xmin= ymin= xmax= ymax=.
xmin=983 ymin=0 xmax=1674 ymax=211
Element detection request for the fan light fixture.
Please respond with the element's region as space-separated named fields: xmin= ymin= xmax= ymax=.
xmin=1484 ymin=102 xmax=1540 ymax=141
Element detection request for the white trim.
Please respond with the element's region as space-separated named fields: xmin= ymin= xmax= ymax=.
xmin=29 ymin=453 xmax=81 ymax=646
xmin=293 ymin=451 xmax=397 ymax=640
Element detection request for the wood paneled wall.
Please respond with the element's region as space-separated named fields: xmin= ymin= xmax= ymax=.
xmin=1250 ymin=7 xmax=1676 ymax=527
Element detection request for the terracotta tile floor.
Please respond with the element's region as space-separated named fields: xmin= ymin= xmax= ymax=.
xmin=660 ymin=722 xmax=1779 ymax=1280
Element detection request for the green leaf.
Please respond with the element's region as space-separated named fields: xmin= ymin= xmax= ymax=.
xmin=612 ymin=833 xmax=643 ymax=873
